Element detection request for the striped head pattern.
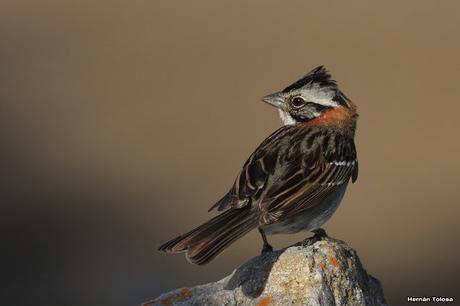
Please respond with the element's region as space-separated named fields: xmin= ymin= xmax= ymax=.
xmin=262 ymin=66 xmax=356 ymax=127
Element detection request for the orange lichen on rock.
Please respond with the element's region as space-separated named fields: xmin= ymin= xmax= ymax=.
xmin=159 ymin=288 xmax=192 ymax=306
xmin=257 ymin=295 xmax=273 ymax=306
xmin=281 ymin=279 xmax=298 ymax=291
xmin=329 ymin=256 xmax=340 ymax=268
xmin=319 ymin=261 xmax=327 ymax=271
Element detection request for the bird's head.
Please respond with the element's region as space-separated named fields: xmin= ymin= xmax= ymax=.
xmin=262 ymin=66 xmax=356 ymax=128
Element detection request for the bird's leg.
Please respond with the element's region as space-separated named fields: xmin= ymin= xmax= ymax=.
xmin=258 ymin=227 xmax=273 ymax=253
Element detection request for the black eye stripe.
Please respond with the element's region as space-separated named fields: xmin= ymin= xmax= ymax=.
xmin=289 ymin=97 xmax=332 ymax=113
xmin=311 ymin=103 xmax=330 ymax=112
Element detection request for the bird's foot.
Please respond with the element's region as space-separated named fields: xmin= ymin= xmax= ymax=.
xmin=261 ymin=243 xmax=273 ymax=254
xmin=312 ymin=228 xmax=328 ymax=238
xmin=300 ymin=228 xmax=328 ymax=246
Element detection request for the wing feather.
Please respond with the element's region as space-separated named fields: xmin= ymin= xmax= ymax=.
xmin=260 ymin=131 xmax=358 ymax=225
xmin=209 ymin=125 xmax=358 ymax=227
xmin=208 ymin=126 xmax=293 ymax=212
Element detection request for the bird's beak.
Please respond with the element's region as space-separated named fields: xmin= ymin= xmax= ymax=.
xmin=261 ymin=92 xmax=284 ymax=109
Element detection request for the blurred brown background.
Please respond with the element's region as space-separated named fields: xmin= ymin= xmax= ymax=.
xmin=1 ymin=1 xmax=459 ymax=305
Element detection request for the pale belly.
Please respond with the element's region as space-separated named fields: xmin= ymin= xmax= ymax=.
xmin=261 ymin=183 xmax=348 ymax=235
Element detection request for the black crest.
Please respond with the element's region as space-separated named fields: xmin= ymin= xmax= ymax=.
xmin=282 ymin=66 xmax=337 ymax=93
xmin=283 ymin=66 xmax=350 ymax=106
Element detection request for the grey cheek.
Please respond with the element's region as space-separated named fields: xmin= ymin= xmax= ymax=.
xmin=301 ymin=108 xmax=320 ymax=120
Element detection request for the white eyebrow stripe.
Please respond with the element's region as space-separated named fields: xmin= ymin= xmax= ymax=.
xmin=294 ymin=87 xmax=339 ymax=107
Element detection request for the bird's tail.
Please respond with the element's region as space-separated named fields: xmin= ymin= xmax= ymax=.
xmin=158 ymin=207 xmax=258 ymax=265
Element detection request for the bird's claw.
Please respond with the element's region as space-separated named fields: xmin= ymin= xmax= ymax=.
xmin=300 ymin=228 xmax=328 ymax=246
xmin=312 ymin=228 xmax=328 ymax=238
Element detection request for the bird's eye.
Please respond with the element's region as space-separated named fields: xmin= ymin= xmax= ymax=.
xmin=291 ymin=96 xmax=306 ymax=108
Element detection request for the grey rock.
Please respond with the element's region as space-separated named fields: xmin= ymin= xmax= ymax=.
xmin=145 ymin=237 xmax=387 ymax=306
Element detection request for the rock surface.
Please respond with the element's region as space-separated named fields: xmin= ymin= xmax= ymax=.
xmin=145 ymin=237 xmax=387 ymax=306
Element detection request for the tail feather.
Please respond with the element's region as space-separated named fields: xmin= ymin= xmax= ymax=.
xmin=158 ymin=208 xmax=258 ymax=265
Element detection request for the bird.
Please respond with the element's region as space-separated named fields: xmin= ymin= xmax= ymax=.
xmin=158 ymin=66 xmax=358 ymax=265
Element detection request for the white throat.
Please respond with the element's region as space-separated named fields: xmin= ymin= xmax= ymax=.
xmin=277 ymin=109 xmax=296 ymax=125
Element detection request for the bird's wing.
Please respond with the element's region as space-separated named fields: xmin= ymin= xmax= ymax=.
xmin=208 ymin=125 xmax=294 ymax=212
xmin=259 ymin=131 xmax=358 ymax=224
xmin=208 ymin=125 xmax=358 ymax=226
